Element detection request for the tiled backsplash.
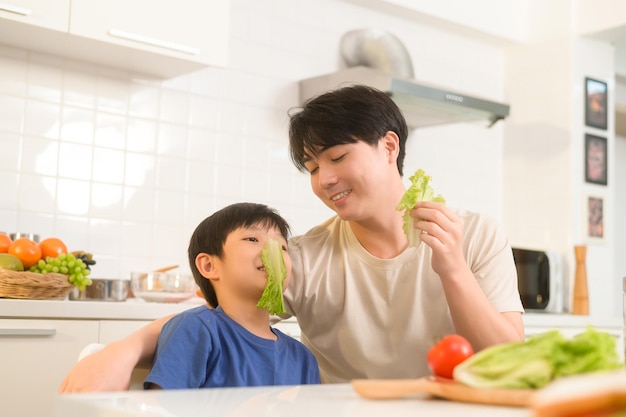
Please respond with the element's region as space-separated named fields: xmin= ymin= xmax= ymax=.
xmin=0 ymin=0 xmax=507 ymax=279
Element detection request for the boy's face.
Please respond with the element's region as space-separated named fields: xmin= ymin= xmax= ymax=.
xmin=213 ymin=225 xmax=291 ymax=304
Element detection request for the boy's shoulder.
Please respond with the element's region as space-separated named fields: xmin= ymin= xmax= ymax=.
xmin=168 ymin=304 xmax=216 ymax=326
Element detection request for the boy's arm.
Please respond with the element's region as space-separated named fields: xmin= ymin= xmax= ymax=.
xmin=58 ymin=315 xmax=173 ymax=393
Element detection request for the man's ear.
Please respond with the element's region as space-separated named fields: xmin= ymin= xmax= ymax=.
xmin=381 ymin=131 xmax=400 ymax=163
xmin=195 ymin=253 xmax=219 ymax=281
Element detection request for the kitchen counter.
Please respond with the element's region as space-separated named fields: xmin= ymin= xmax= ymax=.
xmin=0 ymin=297 xmax=202 ymax=320
xmin=0 ymin=297 xmax=621 ymax=327
xmin=54 ymin=383 xmax=531 ymax=417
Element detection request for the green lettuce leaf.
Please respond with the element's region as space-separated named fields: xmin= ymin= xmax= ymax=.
xmin=453 ymin=327 xmax=623 ymax=389
xmin=256 ymin=238 xmax=287 ymax=315
xmin=396 ymin=169 xmax=445 ymax=247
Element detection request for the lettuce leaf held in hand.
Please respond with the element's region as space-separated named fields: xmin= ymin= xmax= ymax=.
xmin=257 ymin=238 xmax=287 ymax=315
xmin=453 ymin=327 xmax=623 ymax=389
xmin=396 ymin=169 xmax=446 ymax=247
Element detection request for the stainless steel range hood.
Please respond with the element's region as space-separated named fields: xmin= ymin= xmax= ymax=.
xmin=299 ymin=66 xmax=510 ymax=129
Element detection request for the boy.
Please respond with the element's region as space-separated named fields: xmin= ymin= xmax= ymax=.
xmin=144 ymin=202 xmax=320 ymax=389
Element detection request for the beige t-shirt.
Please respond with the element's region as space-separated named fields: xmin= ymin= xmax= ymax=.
xmin=283 ymin=210 xmax=524 ymax=384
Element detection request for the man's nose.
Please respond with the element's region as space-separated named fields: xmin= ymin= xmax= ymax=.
xmin=317 ymin=166 xmax=338 ymax=188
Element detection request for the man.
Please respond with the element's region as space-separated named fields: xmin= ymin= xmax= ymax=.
xmin=59 ymin=85 xmax=523 ymax=391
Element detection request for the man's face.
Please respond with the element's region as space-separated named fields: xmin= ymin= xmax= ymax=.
xmin=302 ymin=138 xmax=395 ymax=221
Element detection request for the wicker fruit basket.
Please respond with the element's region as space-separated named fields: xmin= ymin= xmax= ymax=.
xmin=0 ymin=269 xmax=74 ymax=300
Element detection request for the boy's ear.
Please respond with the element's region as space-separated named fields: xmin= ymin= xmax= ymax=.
xmin=195 ymin=253 xmax=219 ymax=281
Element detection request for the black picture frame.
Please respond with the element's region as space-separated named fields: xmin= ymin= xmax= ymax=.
xmin=585 ymin=77 xmax=608 ymax=130
xmin=584 ymin=134 xmax=608 ymax=185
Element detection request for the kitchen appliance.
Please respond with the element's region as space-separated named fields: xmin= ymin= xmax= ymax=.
xmin=512 ymin=247 xmax=567 ymax=313
xmin=299 ymin=29 xmax=510 ymax=129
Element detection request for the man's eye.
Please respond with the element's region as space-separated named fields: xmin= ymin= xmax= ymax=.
xmin=331 ymin=153 xmax=347 ymax=162
xmin=308 ymin=166 xmax=319 ymax=175
xmin=281 ymin=245 xmax=288 ymax=251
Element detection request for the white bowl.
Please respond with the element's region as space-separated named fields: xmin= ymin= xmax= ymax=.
xmin=130 ymin=271 xmax=196 ymax=303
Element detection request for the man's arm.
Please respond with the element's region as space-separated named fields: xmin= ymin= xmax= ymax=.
xmin=413 ymin=201 xmax=524 ymax=350
xmin=58 ymin=315 xmax=173 ymax=393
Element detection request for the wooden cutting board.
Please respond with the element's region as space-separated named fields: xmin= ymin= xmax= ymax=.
xmin=351 ymin=377 xmax=535 ymax=407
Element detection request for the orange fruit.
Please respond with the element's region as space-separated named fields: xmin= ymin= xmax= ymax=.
xmin=39 ymin=237 xmax=67 ymax=259
xmin=0 ymin=234 xmax=11 ymax=253
xmin=8 ymin=238 xmax=42 ymax=269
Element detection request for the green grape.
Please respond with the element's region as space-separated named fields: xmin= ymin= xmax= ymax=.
xmin=29 ymin=252 xmax=94 ymax=290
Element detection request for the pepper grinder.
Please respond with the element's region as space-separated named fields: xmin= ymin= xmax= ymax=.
xmin=572 ymin=245 xmax=589 ymax=315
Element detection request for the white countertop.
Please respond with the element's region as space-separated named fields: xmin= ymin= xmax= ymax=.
xmin=0 ymin=297 xmax=621 ymax=329
xmin=0 ymin=297 xmax=202 ymax=320
xmin=53 ymin=383 xmax=531 ymax=417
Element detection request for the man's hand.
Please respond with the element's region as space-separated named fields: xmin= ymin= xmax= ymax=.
xmin=58 ymin=341 xmax=134 ymax=393
xmin=410 ymin=201 xmax=466 ymax=277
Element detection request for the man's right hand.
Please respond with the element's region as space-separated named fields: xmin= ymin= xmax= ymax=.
xmin=58 ymin=341 xmax=134 ymax=392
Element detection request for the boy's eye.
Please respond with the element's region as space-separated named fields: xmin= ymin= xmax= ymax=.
xmin=244 ymin=237 xmax=259 ymax=242
xmin=281 ymin=244 xmax=288 ymax=251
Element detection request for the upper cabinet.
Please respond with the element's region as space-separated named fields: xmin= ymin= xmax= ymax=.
xmin=0 ymin=0 xmax=229 ymax=78
xmin=0 ymin=0 xmax=70 ymax=31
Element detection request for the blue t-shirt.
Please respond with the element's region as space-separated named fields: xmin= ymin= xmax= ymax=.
xmin=144 ymin=306 xmax=320 ymax=389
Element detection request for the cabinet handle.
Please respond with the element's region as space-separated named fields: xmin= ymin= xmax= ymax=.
xmin=0 ymin=3 xmax=32 ymax=16
xmin=108 ymin=29 xmax=200 ymax=55
xmin=0 ymin=328 xmax=56 ymax=336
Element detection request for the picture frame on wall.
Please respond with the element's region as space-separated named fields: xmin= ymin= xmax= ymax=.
xmin=584 ymin=133 xmax=608 ymax=186
xmin=584 ymin=195 xmax=605 ymax=243
xmin=584 ymin=77 xmax=608 ymax=130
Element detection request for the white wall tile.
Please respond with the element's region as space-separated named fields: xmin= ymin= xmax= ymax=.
xmin=0 ymin=172 xmax=20 ymax=210
xmin=124 ymin=153 xmax=156 ymax=187
xmin=126 ymin=119 xmax=158 ymax=153
xmin=92 ymin=147 xmax=125 ymax=184
xmin=0 ymin=132 xmax=22 ymax=172
xmin=95 ymin=113 xmax=127 ymax=150
xmin=60 ymin=106 xmax=94 ymax=144
xmin=0 ymin=0 xmax=521 ymax=281
xmin=58 ymin=142 xmax=93 ymax=180
xmin=0 ymin=96 xmax=25 ymax=134
xmin=21 ymin=136 xmax=58 ymax=176
xmin=18 ymin=174 xmax=56 ymax=212
xmin=123 ymin=187 xmax=156 ymax=223
xmin=56 ymin=178 xmax=90 ymax=215
xmin=23 ymin=100 xmax=60 ymax=138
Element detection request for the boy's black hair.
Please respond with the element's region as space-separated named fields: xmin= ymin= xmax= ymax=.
xmin=188 ymin=202 xmax=290 ymax=308
xmin=288 ymin=84 xmax=409 ymax=176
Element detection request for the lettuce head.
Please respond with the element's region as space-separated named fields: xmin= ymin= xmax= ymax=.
xmin=453 ymin=327 xmax=623 ymax=389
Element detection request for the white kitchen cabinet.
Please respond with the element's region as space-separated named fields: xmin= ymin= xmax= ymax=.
xmin=0 ymin=0 xmax=69 ymax=31
xmin=0 ymin=299 xmax=199 ymax=417
xmin=0 ymin=0 xmax=229 ymax=78
xmin=0 ymin=318 xmax=100 ymax=417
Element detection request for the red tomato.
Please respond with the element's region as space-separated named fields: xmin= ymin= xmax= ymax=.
xmin=427 ymin=334 xmax=474 ymax=379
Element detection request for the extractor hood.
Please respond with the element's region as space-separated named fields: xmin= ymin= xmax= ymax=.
xmin=298 ymin=29 xmax=509 ymax=129
xmin=299 ymin=66 xmax=510 ymax=129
